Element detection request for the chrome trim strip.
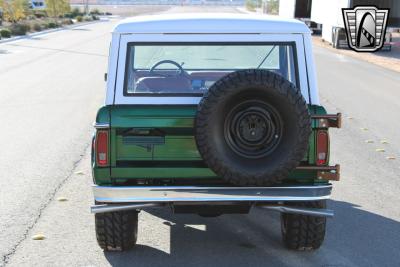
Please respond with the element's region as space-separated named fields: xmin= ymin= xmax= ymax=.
xmin=93 ymin=122 xmax=110 ymax=129
xmin=92 ymin=185 xmax=332 ymax=203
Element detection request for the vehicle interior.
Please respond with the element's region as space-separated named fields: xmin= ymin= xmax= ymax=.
xmin=124 ymin=44 xmax=297 ymax=94
xmin=132 ymin=61 xmax=230 ymax=94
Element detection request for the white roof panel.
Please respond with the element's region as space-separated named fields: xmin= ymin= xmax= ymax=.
xmin=113 ymin=13 xmax=310 ymax=34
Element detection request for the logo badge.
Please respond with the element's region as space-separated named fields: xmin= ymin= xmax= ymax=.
xmin=342 ymin=6 xmax=390 ymax=52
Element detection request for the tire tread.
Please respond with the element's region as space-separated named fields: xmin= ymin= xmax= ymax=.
xmin=95 ymin=210 xmax=138 ymax=251
xmin=195 ymin=69 xmax=311 ymax=186
xmin=281 ymin=200 xmax=326 ymax=250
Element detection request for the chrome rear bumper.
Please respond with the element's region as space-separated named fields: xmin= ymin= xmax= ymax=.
xmin=92 ymin=184 xmax=332 ymax=203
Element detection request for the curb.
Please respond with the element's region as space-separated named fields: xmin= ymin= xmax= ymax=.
xmin=236 ymin=7 xmax=253 ymax=14
xmin=0 ymin=19 xmax=105 ymax=45
xmin=236 ymin=7 xmax=263 ymax=14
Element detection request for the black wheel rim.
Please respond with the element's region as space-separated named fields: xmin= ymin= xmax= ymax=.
xmin=224 ymin=100 xmax=283 ymax=158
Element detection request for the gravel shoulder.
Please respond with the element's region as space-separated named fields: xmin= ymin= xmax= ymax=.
xmin=312 ymin=35 xmax=400 ymax=73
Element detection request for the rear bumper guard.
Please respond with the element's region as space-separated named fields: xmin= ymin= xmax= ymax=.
xmin=92 ymin=184 xmax=332 ymax=204
xmin=91 ymin=185 xmax=333 ymax=216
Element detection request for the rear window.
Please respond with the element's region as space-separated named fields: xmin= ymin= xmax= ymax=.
xmin=124 ymin=43 xmax=298 ymax=96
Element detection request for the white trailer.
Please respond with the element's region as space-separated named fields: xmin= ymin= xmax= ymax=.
xmin=311 ymin=0 xmax=350 ymax=48
xmin=278 ymin=0 xmax=321 ymax=33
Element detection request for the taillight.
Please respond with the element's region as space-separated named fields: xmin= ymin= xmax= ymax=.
xmin=96 ymin=130 xmax=109 ymax=166
xmin=316 ymin=130 xmax=329 ymax=166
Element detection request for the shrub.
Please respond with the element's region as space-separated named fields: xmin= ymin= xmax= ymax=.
xmin=34 ymin=11 xmax=47 ymax=18
xmin=83 ymin=15 xmax=93 ymax=22
xmin=47 ymin=22 xmax=59 ymax=28
xmin=10 ymin=23 xmax=30 ymax=36
xmin=71 ymin=7 xmax=82 ymax=17
xmin=64 ymin=12 xmax=73 ymax=18
xmin=245 ymin=0 xmax=261 ymax=11
xmin=61 ymin=18 xmax=73 ymax=25
xmin=1 ymin=29 xmax=12 ymax=38
xmin=89 ymin=8 xmax=100 ymax=15
xmin=32 ymin=22 xmax=42 ymax=31
xmin=76 ymin=15 xmax=83 ymax=22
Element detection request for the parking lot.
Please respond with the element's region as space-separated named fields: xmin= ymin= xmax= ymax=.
xmin=1 ymin=5 xmax=400 ymax=267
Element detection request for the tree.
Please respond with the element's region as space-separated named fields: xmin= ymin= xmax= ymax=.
xmin=45 ymin=0 xmax=70 ymax=18
xmin=245 ymin=0 xmax=262 ymax=11
xmin=0 ymin=0 xmax=4 ymax=25
xmin=2 ymin=0 xmax=30 ymax=22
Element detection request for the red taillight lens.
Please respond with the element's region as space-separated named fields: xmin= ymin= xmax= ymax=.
xmin=316 ymin=130 xmax=329 ymax=166
xmin=96 ymin=130 xmax=109 ymax=166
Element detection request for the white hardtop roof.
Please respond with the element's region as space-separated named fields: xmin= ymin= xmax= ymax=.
xmin=113 ymin=13 xmax=310 ymax=34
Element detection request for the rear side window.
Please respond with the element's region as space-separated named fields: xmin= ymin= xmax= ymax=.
xmin=124 ymin=43 xmax=298 ymax=96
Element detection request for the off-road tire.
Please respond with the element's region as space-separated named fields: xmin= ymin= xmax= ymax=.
xmin=95 ymin=210 xmax=139 ymax=251
xmin=195 ymin=69 xmax=311 ymax=186
xmin=281 ymin=200 xmax=327 ymax=251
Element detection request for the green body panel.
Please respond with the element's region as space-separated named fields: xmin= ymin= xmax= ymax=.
xmin=110 ymin=105 xmax=195 ymax=128
xmin=116 ymin=135 xmax=200 ymax=161
xmin=92 ymin=104 xmax=328 ymax=186
xmin=111 ymin=167 xmax=216 ymax=178
xmin=92 ymin=168 xmax=110 ymax=184
xmin=110 ymin=167 xmax=316 ymax=180
xmin=96 ymin=105 xmax=110 ymax=123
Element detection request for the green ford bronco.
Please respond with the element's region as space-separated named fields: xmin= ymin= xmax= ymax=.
xmin=91 ymin=14 xmax=341 ymax=252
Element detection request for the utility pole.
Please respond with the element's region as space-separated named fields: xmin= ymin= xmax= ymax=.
xmin=0 ymin=8 xmax=3 ymax=26
xmin=84 ymin=0 xmax=89 ymax=15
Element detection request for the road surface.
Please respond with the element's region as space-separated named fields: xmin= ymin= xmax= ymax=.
xmin=1 ymin=6 xmax=399 ymax=267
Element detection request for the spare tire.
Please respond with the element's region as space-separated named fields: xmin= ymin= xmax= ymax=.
xmin=195 ymin=69 xmax=311 ymax=186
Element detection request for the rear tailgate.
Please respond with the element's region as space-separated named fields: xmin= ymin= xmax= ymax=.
xmin=110 ymin=105 xmax=216 ymax=179
xmin=94 ymin=105 xmax=340 ymax=183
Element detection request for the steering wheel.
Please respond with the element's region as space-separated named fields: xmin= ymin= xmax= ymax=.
xmin=149 ymin=60 xmax=186 ymax=77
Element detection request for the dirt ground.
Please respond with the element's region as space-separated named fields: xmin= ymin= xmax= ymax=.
xmin=312 ymin=32 xmax=400 ymax=73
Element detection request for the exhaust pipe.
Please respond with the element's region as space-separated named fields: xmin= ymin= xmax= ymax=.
xmin=260 ymin=205 xmax=334 ymax=217
xmin=91 ymin=203 xmax=162 ymax=214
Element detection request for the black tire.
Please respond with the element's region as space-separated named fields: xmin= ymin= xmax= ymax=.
xmin=195 ymin=69 xmax=311 ymax=186
xmin=95 ymin=210 xmax=139 ymax=251
xmin=281 ymin=200 xmax=327 ymax=251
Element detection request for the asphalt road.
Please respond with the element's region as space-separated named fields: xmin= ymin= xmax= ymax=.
xmin=1 ymin=6 xmax=400 ymax=267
